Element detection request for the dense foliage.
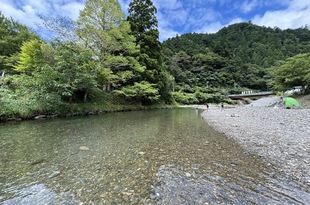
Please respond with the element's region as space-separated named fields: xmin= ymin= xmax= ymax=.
xmin=0 ymin=12 xmax=39 ymax=75
xmin=271 ymin=53 xmax=310 ymax=91
xmin=1 ymin=2 xmax=310 ymax=120
xmin=127 ymin=0 xmax=173 ymax=103
xmin=162 ymin=22 xmax=310 ymax=103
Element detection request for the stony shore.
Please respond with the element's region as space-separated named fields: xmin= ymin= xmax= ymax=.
xmin=201 ymin=99 xmax=310 ymax=187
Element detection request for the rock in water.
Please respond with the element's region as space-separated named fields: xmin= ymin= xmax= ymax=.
xmin=79 ymin=146 xmax=90 ymax=151
xmin=48 ymin=171 xmax=61 ymax=179
xmin=30 ymin=158 xmax=45 ymax=165
xmin=34 ymin=115 xmax=46 ymax=120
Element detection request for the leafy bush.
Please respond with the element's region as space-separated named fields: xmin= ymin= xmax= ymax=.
xmin=172 ymin=91 xmax=198 ymax=104
xmin=205 ymin=93 xmax=226 ymax=104
xmin=195 ymin=91 xmax=208 ymax=102
xmin=114 ymin=81 xmax=160 ymax=105
xmin=0 ymin=86 xmax=36 ymax=118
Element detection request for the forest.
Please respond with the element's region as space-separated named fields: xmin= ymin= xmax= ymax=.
xmin=1 ymin=0 xmax=310 ymax=120
xmin=162 ymin=23 xmax=310 ymax=104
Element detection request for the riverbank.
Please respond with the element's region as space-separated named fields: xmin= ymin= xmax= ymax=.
xmin=0 ymin=101 xmax=174 ymax=123
xmin=201 ymin=100 xmax=310 ymax=187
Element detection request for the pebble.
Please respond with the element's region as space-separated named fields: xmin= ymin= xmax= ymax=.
xmin=79 ymin=146 xmax=90 ymax=151
xmin=202 ymin=97 xmax=310 ymax=185
xmin=48 ymin=171 xmax=61 ymax=179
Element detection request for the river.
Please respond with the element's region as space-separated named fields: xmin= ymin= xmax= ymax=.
xmin=0 ymin=108 xmax=309 ymax=204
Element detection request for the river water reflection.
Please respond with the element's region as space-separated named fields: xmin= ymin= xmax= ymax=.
xmin=1 ymin=108 xmax=309 ymax=204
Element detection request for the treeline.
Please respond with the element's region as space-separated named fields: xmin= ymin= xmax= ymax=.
xmin=1 ymin=0 xmax=310 ymax=120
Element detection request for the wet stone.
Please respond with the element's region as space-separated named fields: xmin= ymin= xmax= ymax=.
xmin=79 ymin=146 xmax=90 ymax=151
xmin=48 ymin=171 xmax=61 ymax=179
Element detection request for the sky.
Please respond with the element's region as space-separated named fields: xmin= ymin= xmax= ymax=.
xmin=1 ymin=0 xmax=310 ymax=41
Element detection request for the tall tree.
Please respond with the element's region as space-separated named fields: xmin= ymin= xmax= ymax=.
xmin=77 ymin=0 xmax=124 ymax=53
xmin=77 ymin=0 xmax=144 ymax=91
xmin=127 ymin=0 xmax=172 ymax=102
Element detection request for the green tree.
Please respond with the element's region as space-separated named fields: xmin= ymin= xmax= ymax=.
xmin=14 ymin=39 xmax=50 ymax=73
xmin=46 ymin=42 xmax=99 ymax=103
xmin=13 ymin=39 xmax=100 ymax=106
xmin=127 ymin=0 xmax=172 ymax=102
xmin=272 ymin=53 xmax=310 ymax=91
xmin=77 ymin=0 xmax=144 ymax=91
xmin=77 ymin=0 xmax=124 ymax=49
xmin=0 ymin=12 xmax=39 ymax=74
xmin=102 ymin=23 xmax=145 ymax=89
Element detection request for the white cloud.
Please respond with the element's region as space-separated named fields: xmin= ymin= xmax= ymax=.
xmin=1 ymin=0 xmax=310 ymax=42
xmin=60 ymin=2 xmax=84 ymax=20
xmin=158 ymin=26 xmax=180 ymax=41
xmin=25 ymin=0 xmax=51 ymax=14
xmin=0 ymin=1 xmax=42 ymax=28
xmin=241 ymin=0 xmax=259 ymax=13
xmin=195 ymin=21 xmax=224 ymax=34
xmin=182 ymin=8 xmax=221 ymax=34
xmin=194 ymin=17 xmax=245 ymax=35
xmin=185 ymin=0 xmax=310 ymax=39
xmin=252 ymin=1 xmax=310 ymax=30
xmin=288 ymin=0 xmax=310 ymax=10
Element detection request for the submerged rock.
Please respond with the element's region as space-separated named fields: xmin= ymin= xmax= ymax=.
xmin=48 ymin=171 xmax=61 ymax=179
xmin=79 ymin=146 xmax=90 ymax=151
xmin=30 ymin=158 xmax=45 ymax=165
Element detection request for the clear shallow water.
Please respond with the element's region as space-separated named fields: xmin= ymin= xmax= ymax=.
xmin=0 ymin=108 xmax=309 ymax=204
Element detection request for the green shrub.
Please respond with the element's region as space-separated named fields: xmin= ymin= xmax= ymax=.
xmin=172 ymin=91 xmax=198 ymax=104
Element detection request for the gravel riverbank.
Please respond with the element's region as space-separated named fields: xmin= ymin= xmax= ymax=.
xmin=201 ymin=98 xmax=310 ymax=187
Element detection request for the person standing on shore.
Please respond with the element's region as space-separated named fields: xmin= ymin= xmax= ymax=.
xmin=279 ymin=97 xmax=284 ymax=109
xmin=221 ymin=103 xmax=224 ymax=111
xmin=206 ymin=103 xmax=209 ymax=111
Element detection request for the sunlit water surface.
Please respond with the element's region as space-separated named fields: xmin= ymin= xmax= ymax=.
xmin=0 ymin=108 xmax=309 ymax=204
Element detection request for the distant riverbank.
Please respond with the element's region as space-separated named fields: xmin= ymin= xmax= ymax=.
xmin=0 ymin=102 xmax=174 ymax=123
xmin=201 ymin=99 xmax=310 ymax=187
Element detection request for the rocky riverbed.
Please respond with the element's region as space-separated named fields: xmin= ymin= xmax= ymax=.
xmin=201 ymin=97 xmax=310 ymax=188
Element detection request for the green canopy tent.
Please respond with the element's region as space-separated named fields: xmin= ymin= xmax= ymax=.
xmin=284 ymin=97 xmax=301 ymax=109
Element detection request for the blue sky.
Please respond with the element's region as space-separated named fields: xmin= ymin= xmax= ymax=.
xmin=1 ymin=0 xmax=310 ymax=41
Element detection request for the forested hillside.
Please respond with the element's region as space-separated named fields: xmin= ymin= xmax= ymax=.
xmin=162 ymin=22 xmax=310 ymax=103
